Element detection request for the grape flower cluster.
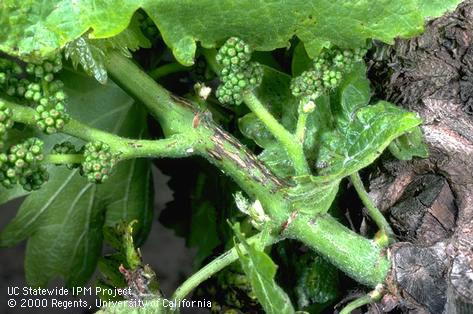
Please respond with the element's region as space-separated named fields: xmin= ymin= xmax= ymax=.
xmin=0 ymin=138 xmax=48 ymax=191
xmin=215 ymin=37 xmax=263 ymax=105
xmin=81 ymin=141 xmax=117 ymax=183
xmin=290 ymin=47 xmax=367 ymax=102
xmin=0 ymin=54 xmax=69 ymax=135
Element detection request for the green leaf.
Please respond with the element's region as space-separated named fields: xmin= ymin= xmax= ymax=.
xmin=388 ymin=126 xmax=429 ymax=160
xmin=23 ymin=177 xmax=103 ymax=286
xmin=233 ymin=224 xmax=295 ymax=314
xmin=0 ymin=70 xmax=153 ymax=287
xmin=98 ymin=106 xmax=154 ymax=246
xmin=294 ymin=255 xmax=339 ymax=309
xmin=419 ymin=0 xmax=462 ymax=18
xmin=315 ymin=101 xmax=422 ymax=181
xmin=100 ymin=158 xmax=154 ymax=245
xmin=331 ymin=64 xmax=372 ymax=129
xmin=159 ymin=164 xmax=234 ymax=268
xmin=97 ymin=254 xmax=127 ymax=291
xmin=256 ymin=66 xmax=298 ymax=130
xmin=259 ymin=145 xmax=295 ymax=179
xmin=0 ymin=1 xmax=461 ymax=64
xmin=292 ymin=42 xmax=313 ymax=77
xmin=0 ymin=0 xmax=142 ymax=61
xmin=303 ymin=64 xmax=422 ymax=181
xmin=239 ymin=113 xmax=275 ymax=148
xmin=283 ymin=176 xmax=340 ymax=215
xmin=92 ymin=14 xmax=151 ymax=56
xmin=187 ymin=172 xmax=224 ymax=268
xmin=64 ymin=37 xmax=108 ymax=84
xmin=63 ymin=15 xmax=150 ymax=84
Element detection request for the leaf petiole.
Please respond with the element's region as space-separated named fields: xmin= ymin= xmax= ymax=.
xmin=350 ymin=172 xmax=395 ymax=245
xmin=243 ymin=91 xmax=310 ymax=176
xmin=339 ymin=284 xmax=385 ymax=314
xmin=149 ymin=62 xmax=189 ymax=80
xmin=171 ymin=231 xmax=279 ymax=307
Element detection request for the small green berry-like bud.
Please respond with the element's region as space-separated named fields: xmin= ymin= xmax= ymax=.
xmin=43 ymin=62 xmax=54 ymax=73
xmin=54 ymin=91 xmax=66 ymax=101
xmin=0 ymin=167 xmax=17 ymax=189
xmin=26 ymin=63 xmax=35 ymax=74
xmin=52 ymin=141 xmax=77 ymax=155
xmin=44 ymin=73 xmax=54 ymax=82
xmin=19 ymin=165 xmax=49 ymax=191
xmin=290 ymin=70 xmax=323 ymax=99
xmin=33 ymin=92 xmax=42 ymax=102
xmin=34 ymin=66 xmax=44 ymax=78
xmin=0 ymin=101 xmax=14 ymax=147
xmin=24 ymin=90 xmax=34 ymax=99
xmin=13 ymin=64 xmax=23 ymax=75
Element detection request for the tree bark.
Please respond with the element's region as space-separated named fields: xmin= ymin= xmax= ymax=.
xmin=368 ymin=1 xmax=473 ymax=312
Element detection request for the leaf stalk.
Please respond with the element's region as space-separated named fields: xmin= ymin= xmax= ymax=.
xmin=242 ymin=91 xmax=310 ymax=176
xmin=350 ymin=172 xmax=395 ymax=245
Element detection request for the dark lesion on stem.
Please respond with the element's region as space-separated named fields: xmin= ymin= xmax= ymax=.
xmin=209 ymin=124 xmax=286 ymax=189
xmin=170 ymin=94 xmax=199 ymax=112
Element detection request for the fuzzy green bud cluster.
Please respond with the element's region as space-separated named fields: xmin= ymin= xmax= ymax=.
xmin=0 ymin=101 xmax=14 ymax=150
xmin=0 ymin=59 xmax=24 ymax=97
xmin=291 ymin=47 xmax=367 ymax=101
xmin=0 ymin=55 xmax=69 ymax=135
xmin=34 ymin=92 xmax=68 ymax=134
xmin=215 ymin=37 xmax=263 ymax=105
xmin=81 ymin=141 xmax=117 ymax=183
xmin=0 ymin=138 xmax=48 ymax=191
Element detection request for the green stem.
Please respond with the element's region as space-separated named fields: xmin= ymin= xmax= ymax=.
xmin=202 ymin=47 xmax=309 ymax=175
xmin=172 ymin=249 xmax=238 ymax=303
xmin=149 ymin=63 xmax=189 ymax=80
xmin=44 ymin=154 xmax=83 ymax=164
xmin=339 ymin=295 xmax=372 ymax=314
xmin=2 ymin=99 xmax=198 ymax=160
xmin=104 ymin=52 xmax=289 ymax=219
xmin=295 ymin=111 xmax=308 ymax=142
xmin=295 ymin=99 xmax=315 ymax=143
xmin=242 ymin=91 xmax=310 ymax=175
xmin=172 ymin=233 xmax=278 ymax=305
xmin=350 ymin=172 xmax=395 ymax=245
xmin=104 ymin=51 xmax=391 ymax=288
xmin=339 ymin=285 xmax=384 ymax=314
xmin=286 ymin=213 xmax=390 ymax=287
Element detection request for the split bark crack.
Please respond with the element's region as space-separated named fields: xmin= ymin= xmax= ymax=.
xmin=369 ymin=1 xmax=473 ymax=312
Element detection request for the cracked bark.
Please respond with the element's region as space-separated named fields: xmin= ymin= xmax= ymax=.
xmin=368 ymin=1 xmax=473 ymax=312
